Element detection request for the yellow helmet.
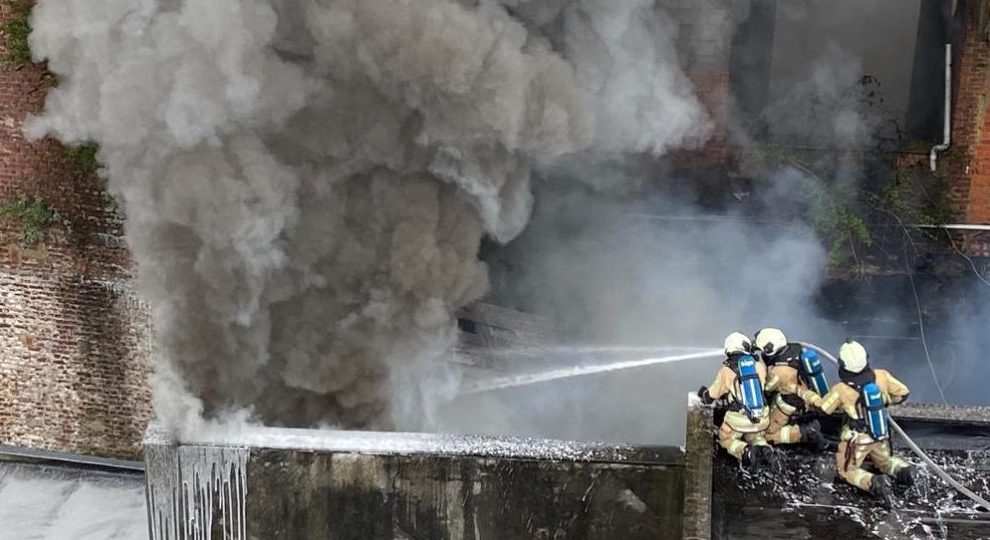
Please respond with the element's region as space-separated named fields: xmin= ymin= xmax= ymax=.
xmin=839 ymin=340 xmax=869 ymax=373
xmin=755 ymin=328 xmax=787 ymax=356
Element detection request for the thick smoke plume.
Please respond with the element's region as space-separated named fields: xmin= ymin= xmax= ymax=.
xmin=27 ymin=0 xmax=709 ymax=435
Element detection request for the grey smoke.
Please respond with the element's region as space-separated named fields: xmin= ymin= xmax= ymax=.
xmin=489 ymin=188 xmax=839 ymax=346
xmin=438 ymin=176 xmax=849 ymax=444
xmin=757 ymin=44 xmax=885 ymax=147
xmin=436 ymin=0 xmax=965 ymax=444
xmin=27 ymin=0 xmax=709 ymax=435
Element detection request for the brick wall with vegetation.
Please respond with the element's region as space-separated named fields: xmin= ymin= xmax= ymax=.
xmin=0 ymin=0 xmax=150 ymax=458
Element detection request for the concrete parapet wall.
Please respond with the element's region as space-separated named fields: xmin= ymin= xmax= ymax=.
xmin=889 ymin=402 xmax=990 ymax=425
xmin=249 ymin=450 xmax=682 ymax=540
xmin=681 ymin=399 xmax=713 ymax=540
xmin=144 ymin=425 xmax=687 ymax=540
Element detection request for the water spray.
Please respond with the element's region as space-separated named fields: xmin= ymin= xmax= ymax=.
xmin=798 ymin=342 xmax=990 ymax=512
xmin=478 ymin=345 xmax=717 ymax=356
xmin=461 ymin=349 xmax=722 ymax=394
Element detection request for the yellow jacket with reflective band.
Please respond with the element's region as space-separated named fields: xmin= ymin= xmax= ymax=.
xmin=814 ymin=369 xmax=910 ymax=441
xmin=765 ymin=365 xmax=820 ymax=405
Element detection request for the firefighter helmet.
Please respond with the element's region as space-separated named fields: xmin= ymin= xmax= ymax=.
xmin=755 ymin=327 xmax=787 ymax=356
xmin=724 ymin=332 xmax=752 ymax=355
xmin=839 ymin=340 xmax=869 ymax=373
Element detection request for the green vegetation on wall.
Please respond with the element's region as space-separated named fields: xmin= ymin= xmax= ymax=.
xmin=732 ymin=66 xmax=960 ymax=276
xmin=66 ymin=143 xmax=100 ymax=174
xmin=64 ymin=142 xmax=123 ymax=221
xmin=0 ymin=195 xmax=63 ymax=245
xmin=871 ymin=172 xmax=953 ymax=229
xmin=812 ymin=193 xmax=873 ymax=268
xmin=741 ymin=145 xmax=951 ymax=276
xmin=1 ymin=1 xmax=34 ymax=68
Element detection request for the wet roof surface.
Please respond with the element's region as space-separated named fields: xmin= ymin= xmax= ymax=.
xmin=0 ymin=462 xmax=146 ymax=540
xmin=712 ymin=417 xmax=990 ymax=540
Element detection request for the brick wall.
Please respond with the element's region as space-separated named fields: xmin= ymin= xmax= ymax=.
xmin=0 ymin=0 xmax=151 ymax=458
xmin=950 ymin=229 xmax=990 ymax=257
xmin=947 ymin=0 xmax=990 ymax=225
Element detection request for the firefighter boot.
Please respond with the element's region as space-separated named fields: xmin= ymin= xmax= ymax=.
xmin=741 ymin=445 xmax=757 ymax=468
xmin=895 ymin=465 xmax=917 ymax=488
xmin=870 ymin=475 xmax=893 ymax=509
xmin=741 ymin=445 xmax=768 ymax=468
xmin=801 ymin=419 xmax=827 ymax=452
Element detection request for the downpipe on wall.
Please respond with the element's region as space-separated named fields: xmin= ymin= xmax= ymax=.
xmin=930 ymin=43 xmax=952 ymax=172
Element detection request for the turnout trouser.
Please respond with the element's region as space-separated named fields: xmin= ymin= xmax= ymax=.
xmin=836 ymin=434 xmax=909 ymax=491
xmin=718 ymin=409 xmax=770 ymax=461
xmin=765 ymin=394 xmax=802 ymax=444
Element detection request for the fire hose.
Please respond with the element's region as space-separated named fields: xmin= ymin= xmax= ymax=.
xmin=797 ymin=342 xmax=990 ymax=512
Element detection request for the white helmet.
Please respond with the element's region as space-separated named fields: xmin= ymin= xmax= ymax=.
xmin=839 ymin=340 xmax=869 ymax=373
xmin=723 ymin=332 xmax=752 ymax=356
xmin=755 ymin=328 xmax=787 ymax=356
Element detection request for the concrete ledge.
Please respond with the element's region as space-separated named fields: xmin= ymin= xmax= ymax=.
xmin=889 ymin=402 xmax=990 ymax=426
xmin=144 ymin=424 xmax=686 ymax=539
xmin=681 ymin=396 xmax=713 ymax=540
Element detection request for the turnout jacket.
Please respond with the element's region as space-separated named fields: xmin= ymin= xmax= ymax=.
xmin=813 ymin=368 xmax=910 ymax=441
xmin=765 ymin=365 xmax=820 ymax=405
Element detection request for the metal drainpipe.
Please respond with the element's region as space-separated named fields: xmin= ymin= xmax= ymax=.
xmin=930 ymin=43 xmax=952 ymax=172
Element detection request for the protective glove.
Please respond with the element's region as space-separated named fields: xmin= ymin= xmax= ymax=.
xmin=698 ymin=386 xmax=714 ymax=405
xmin=803 ymin=406 xmax=826 ymax=419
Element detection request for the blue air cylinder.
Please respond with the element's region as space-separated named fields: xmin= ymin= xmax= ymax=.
xmin=736 ymin=355 xmax=765 ymax=421
xmin=799 ymin=348 xmax=829 ymax=397
xmin=861 ymin=382 xmax=889 ymax=440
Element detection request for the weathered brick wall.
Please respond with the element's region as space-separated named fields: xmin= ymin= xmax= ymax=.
xmin=0 ymin=0 xmax=151 ymax=458
xmin=950 ymin=229 xmax=990 ymax=257
xmin=946 ymin=0 xmax=990 ymax=226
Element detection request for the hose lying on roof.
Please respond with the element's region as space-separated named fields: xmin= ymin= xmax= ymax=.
xmin=797 ymin=341 xmax=990 ymax=512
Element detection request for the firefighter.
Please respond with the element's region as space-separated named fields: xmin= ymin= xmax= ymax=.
xmin=811 ymin=340 xmax=917 ymax=507
xmin=755 ymin=328 xmax=827 ymax=450
xmin=698 ymin=332 xmax=775 ymax=468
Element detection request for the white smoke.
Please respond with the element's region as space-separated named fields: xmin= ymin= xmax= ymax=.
xmin=27 ymin=0 xmax=709 ymax=435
